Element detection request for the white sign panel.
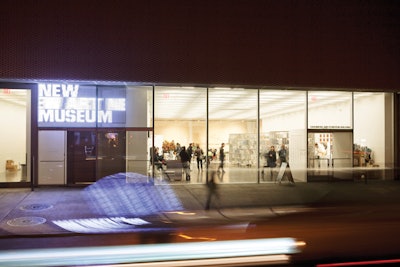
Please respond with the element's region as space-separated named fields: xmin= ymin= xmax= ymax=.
xmin=38 ymin=83 xmax=126 ymax=127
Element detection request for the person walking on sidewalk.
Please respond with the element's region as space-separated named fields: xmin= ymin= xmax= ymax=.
xmin=205 ymin=170 xmax=219 ymax=210
xmin=179 ymin=146 xmax=191 ymax=181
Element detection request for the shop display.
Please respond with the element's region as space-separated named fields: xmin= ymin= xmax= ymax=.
xmin=353 ymin=144 xmax=373 ymax=167
xmin=229 ymin=133 xmax=287 ymax=167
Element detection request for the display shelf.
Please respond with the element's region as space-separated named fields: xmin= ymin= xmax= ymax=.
xmin=229 ymin=133 xmax=269 ymax=167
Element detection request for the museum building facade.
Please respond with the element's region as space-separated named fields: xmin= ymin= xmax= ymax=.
xmin=0 ymin=81 xmax=397 ymax=187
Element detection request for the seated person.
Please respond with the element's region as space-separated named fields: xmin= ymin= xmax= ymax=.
xmin=151 ymin=147 xmax=165 ymax=171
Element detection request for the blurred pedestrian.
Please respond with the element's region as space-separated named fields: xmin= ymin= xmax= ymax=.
xmin=205 ymin=171 xmax=219 ymax=210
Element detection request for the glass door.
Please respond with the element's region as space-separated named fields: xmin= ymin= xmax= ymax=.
xmin=67 ymin=129 xmax=152 ymax=183
xmin=95 ymin=130 xmax=152 ymax=179
xmin=67 ymin=130 xmax=97 ymax=184
xmin=96 ymin=130 xmax=126 ymax=179
xmin=307 ymin=131 xmax=353 ymax=181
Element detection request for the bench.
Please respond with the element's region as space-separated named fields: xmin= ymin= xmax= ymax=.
xmin=162 ymin=160 xmax=183 ymax=181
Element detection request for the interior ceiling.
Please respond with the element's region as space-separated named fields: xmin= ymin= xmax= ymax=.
xmin=1 ymin=87 xmax=377 ymax=120
xmin=0 ymin=89 xmax=28 ymax=106
xmin=154 ymin=88 xmax=366 ymax=120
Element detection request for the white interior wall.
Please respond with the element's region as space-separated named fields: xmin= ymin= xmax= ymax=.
xmin=308 ymin=100 xmax=352 ymax=128
xmin=0 ymin=100 xmax=26 ymax=174
xmin=155 ymin=120 xmax=257 ymax=154
xmin=155 ymin=120 xmax=207 ymax=152
xmin=289 ymin=129 xmax=307 ymax=181
xmin=262 ymin=109 xmax=306 ymax=132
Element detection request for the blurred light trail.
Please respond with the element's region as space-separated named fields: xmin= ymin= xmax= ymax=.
xmin=0 ymin=237 xmax=302 ymax=267
xmin=92 ymin=255 xmax=291 ymax=266
xmin=316 ymin=258 xmax=400 ymax=266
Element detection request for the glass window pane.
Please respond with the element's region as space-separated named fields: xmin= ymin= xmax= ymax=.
xmin=0 ymin=89 xmax=30 ymax=183
xmin=126 ymin=130 xmax=152 ymax=176
xmin=126 ymin=86 xmax=153 ymax=128
xmin=354 ymin=92 xmax=393 ymax=179
xmin=97 ymin=86 xmax=127 ymax=128
xmin=154 ymin=86 xmax=207 ymax=182
xmin=308 ymin=91 xmax=352 ymax=129
xmin=209 ymin=88 xmax=258 ymax=183
xmin=260 ymin=90 xmax=307 ymax=182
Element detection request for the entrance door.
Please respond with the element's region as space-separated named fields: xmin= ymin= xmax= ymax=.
xmin=67 ymin=130 xmax=152 ymax=184
xmin=38 ymin=130 xmax=65 ymax=185
xmin=67 ymin=131 xmax=97 ymax=184
xmin=307 ymin=131 xmax=353 ymax=181
xmin=96 ymin=131 xmax=126 ymax=179
xmin=67 ymin=130 xmax=127 ymax=183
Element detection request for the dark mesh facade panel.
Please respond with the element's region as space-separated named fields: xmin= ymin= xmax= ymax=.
xmin=0 ymin=0 xmax=399 ymax=89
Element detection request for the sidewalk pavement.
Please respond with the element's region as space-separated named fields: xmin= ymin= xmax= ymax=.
xmin=174 ymin=180 xmax=400 ymax=209
xmin=0 ymin=179 xmax=399 ymax=236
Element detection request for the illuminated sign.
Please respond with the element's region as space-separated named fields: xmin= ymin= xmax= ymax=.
xmin=38 ymin=83 xmax=126 ymax=126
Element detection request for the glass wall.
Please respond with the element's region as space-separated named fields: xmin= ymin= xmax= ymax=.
xmin=34 ymin=82 xmax=396 ymax=185
xmin=152 ymin=88 xmax=395 ymax=183
xmin=260 ymin=90 xmax=307 ymax=182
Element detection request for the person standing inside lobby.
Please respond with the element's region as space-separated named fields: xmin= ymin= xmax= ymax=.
xmin=179 ymin=146 xmax=191 ymax=181
xmin=266 ymin=146 xmax=277 ymax=180
xmin=195 ymin=145 xmax=204 ymax=171
xmin=187 ymin=143 xmax=194 ymax=170
xmin=278 ymin=144 xmax=287 ymax=164
xmin=278 ymin=144 xmax=294 ymax=183
xmin=217 ymin=143 xmax=225 ymax=173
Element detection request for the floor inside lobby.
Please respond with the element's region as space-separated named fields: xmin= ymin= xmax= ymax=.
xmin=0 ymin=169 xmax=27 ymax=183
xmin=0 ymin=160 xmax=388 ymax=185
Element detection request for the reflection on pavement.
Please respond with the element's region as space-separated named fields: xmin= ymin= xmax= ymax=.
xmin=84 ymin=172 xmax=184 ymax=217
